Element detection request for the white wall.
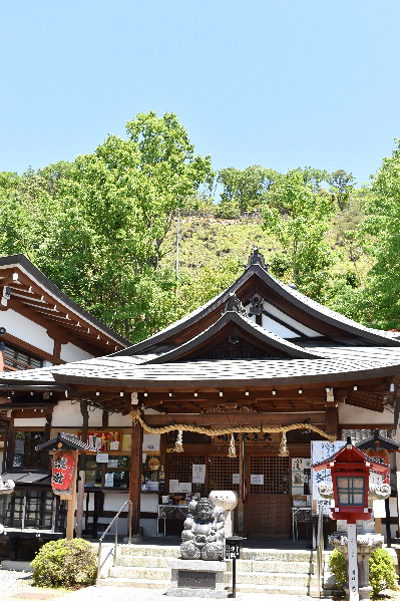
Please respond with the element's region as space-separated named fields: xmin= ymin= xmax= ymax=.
xmin=14 ymin=417 xmax=46 ymax=427
xmin=339 ymin=403 xmax=395 ymax=426
xmin=60 ymin=342 xmax=93 ymax=363
xmin=5 ymin=309 xmax=54 ymax=354
xmin=52 ymin=400 xmax=82 ymax=427
xmin=109 ymin=413 xmax=132 ymax=427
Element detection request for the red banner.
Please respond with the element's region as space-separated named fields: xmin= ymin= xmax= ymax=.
xmin=52 ymin=450 xmax=77 ymax=496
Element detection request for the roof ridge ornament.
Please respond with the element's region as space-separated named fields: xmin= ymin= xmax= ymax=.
xmin=224 ymin=293 xmax=247 ymax=316
xmin=247 ymin=247 xmax=269 ymax=271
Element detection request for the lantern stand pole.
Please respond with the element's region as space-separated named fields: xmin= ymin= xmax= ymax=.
xmin=65 ymin=450 xmax=79 ymax=540
xmin=347 ymin=522 xmax=359 ymax=601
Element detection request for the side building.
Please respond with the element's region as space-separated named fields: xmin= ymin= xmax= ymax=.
xmin=0 ymin=255 xmax=130 ymax=554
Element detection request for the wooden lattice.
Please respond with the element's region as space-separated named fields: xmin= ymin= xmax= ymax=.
xmin=166 ymin=454 xmax=207 ymax=495
xmin=207 ymin=456 xmax=240 ymax=495
xmin=247 ymin=455 xmax=291 ymax=537
xmin=249 ymin=456 xmax=289 ymax=495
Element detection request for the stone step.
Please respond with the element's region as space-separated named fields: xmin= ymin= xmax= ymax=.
xmin=120 ymin=544 xmax=180 ymax=558
xmin=109 ymin=565 xmax=316 ymax=588
xmin=233 ymin=571 xmax=316 ymax=586
xmin=241 ymin=549 xmax=315 ymax=563
xmin=116 ymin=555 xmax=314 ymax=574
xmin=100 ymin=577 xmax=167 ymax=589
xmin=235 ymin=583 xmax=318 ymax=596
xmin=109 ymin=566 xmax=170 ymax=581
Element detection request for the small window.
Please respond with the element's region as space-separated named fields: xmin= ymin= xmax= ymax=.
xmin=4 ymin=345 xmax=43 ymax=371
xmin=336 ymin=476 xmax=365 ymax=506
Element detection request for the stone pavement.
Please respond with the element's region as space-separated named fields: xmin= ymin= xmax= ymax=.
xmin=59 ymin=586 xmax=325 ymax=601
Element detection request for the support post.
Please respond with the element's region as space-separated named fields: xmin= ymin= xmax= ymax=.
xmin=75 ymin=401 xmax=88 ymax=538
xmin=65 ymin=450 xmax=78 ymax=540
xmin=385 ymin=497 xmax=392 ymax=547
xmin=129 ymin=421 xmax=143 ymax=537
xmin=347 ymin=522 xmax=359 ymax=601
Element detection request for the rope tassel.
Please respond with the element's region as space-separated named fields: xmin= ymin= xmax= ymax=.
xmin=174 ymin=430 xmax=184 ymax=453
xmin=279 ymin=431 xmax=289 ymax=457
xmin=228 ymin=433 xmax=236 ymax=458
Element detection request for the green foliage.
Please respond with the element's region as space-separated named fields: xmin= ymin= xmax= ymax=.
xmin=328 ymin=548 xmax=346 ymax=589
xmin=263 ymin=168 xmax=334 ymax=298
xmin=369 ymin=548 xmax=398 ymax=596
xmin=328 ymin=548 xmax=398 ymax=596
xmin=217 ymin=166 xmax=277 ymax=214
xmin=31 ymin=538 xmax=97 ymax=588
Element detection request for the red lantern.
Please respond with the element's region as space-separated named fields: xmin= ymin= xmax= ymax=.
xmin=363 ymin=447 xmax=390 ymax=483
xmin=52 ymin=450 xmax=77 ymax=496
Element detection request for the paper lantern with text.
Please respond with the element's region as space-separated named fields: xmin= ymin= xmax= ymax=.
xmin=51 ymin=450 xmax=77 ymax=497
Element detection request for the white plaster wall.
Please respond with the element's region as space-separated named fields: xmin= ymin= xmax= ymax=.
xmin=140 ymin=518 xmax=158 ymax=537
xmin=143 ymin=434 xmax=160 ymax=452
xmin=60 ymin=342 xmax=93 ymax=363
xmin=140 ymin=493 xmax=158 ymax=513
xmin=103 ymin=492 xmax=129 ymax=512
xmin=4 ymin=309 xmax=54 ymax=354
xmin=52 ymin=400 xmax=83 ymax=427
xmin=108 ymin=413 xmax=132 ymax=427
xmin=263 ymin=302 xmax=322 ymax=337
xmin=339 ymin=403 xmax=395 ymax=426
xmin=14 ymin=418 xmax=46 ymax=427
xmin=261 ymin=314 xmax=298 ymax=338
xmin=88 ymin=407 xmax=104 ymax=427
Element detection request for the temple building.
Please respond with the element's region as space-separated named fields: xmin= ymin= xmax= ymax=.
xmin=1 ymin=248 xmax=400 ymax=545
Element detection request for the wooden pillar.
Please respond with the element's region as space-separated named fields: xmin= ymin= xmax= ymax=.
xmin=65 ymin=450 xmax=78 ymax=540
xmin=76 ymin=401 xmax=88 ymax=538
xmin=326 ymin=406 xmax=339 ymax=438
xmin=6 ymin=414 xmax=15 ymax=470
xmin=42 ymin=405 xmax=53 ymax=470
xmin=129 ymin=421 xmax=143 ymax=536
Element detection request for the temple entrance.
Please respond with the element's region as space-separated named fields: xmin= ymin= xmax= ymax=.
xmin=246 ymin=455 xmax=291 ymax=538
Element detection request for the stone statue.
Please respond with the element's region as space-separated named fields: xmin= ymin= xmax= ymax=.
xmin=181 ymin=496 xmax=226 ymax=561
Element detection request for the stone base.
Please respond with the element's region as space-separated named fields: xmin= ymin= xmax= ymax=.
xmin=167 ymin=559 xmax=227 ymax=598
xmin=122 ymin=534 xmax=142 ymax=544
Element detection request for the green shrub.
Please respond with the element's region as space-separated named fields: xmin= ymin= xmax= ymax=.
xmin=369 ymin=548 xmax=398 ymax=596
xmin=329 ymin=547 xmax=398 ymax=596
xmin=329 ymin=548 xmax=347 ymax=589
xmin=31 ymin=538 xmax=97 ymax=588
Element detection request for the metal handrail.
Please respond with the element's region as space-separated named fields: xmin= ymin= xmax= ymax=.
xmin=316 ymin=509 xmax=324 ymax=598
xmin=96 ymin=499 xmax=132 ymax=586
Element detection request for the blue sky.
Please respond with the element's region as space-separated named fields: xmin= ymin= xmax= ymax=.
xmin=1 ymin=1 xmax=400 ymax=186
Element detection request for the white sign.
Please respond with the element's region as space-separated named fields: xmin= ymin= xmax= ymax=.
xmin=178 ymin=482 xmax=192 ymax=493
xmin=250 ymin=474 xmax=264 ymax=485
xmin=96 ymin=453 xmax=109 ymax=463
xmin=232 ymin=473 xmax=240 ymax=485
xmin=105 ymin=472 xmax=114 ymax=487
xmin=143 ymin=434 xmax=160 ymax=452
xmin=169 ymin=479 xmax=179 ymax=493
xmin=311 ymin=440 xmax=345 ymax=513
xmin=347 ymin=522 xmax=359 ymax=601
xmin=192 ymin=464 xmax=206 ymax=484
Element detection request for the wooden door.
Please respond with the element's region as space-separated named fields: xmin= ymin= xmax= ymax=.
xmin=247 ymin=455 xmax=291 ymax=538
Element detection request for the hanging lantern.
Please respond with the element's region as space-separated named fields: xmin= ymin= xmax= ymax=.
xmin=174 ymin=430 xmax=184 ymax=453
xmin=228 ymin=433 xmax=237 ymax=458
xmin=279 ymin=431 xmax=289 ymax=457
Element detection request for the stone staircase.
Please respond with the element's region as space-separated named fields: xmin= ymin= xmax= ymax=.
xmin=100 ymin=543 xmax=323 ymax=596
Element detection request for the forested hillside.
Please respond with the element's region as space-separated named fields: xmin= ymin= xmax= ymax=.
xmin=0 ymin=112 xmax=399 ymax=342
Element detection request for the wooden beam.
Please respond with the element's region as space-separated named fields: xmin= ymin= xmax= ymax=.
xmin=326 ymin=406 xmax=339 ymax=437
xmin=129 ymin=421 xmax=143 ymax=536
xmin=142 ymin=412 xmax=326 ymax=427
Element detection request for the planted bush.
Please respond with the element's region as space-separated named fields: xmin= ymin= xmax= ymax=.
xmin=369 ymin=548 xmax=398 ymax=596
xmin=31 ymin=538 xmax=97 ymax=588
xmin=329 ymin=547 xmax=398 ymax=596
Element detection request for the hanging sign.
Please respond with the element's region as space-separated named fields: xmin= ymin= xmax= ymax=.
xmin=51 ymin=450 xmax=77 ymax=497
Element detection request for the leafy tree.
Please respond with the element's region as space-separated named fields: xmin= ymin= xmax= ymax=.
xmin=217 ymin=165 xmax=277 ymax=215
xmin=328 ymin=169 xmax=356 ymax=211
xmin=263 ymin=169 xmax=334 ymax=298
xmin=357 ymin=141 xmax=400 ymax=329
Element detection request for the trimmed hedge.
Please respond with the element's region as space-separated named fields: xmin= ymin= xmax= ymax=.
xmin=31 ymin=538 xmax=97 ymax=588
